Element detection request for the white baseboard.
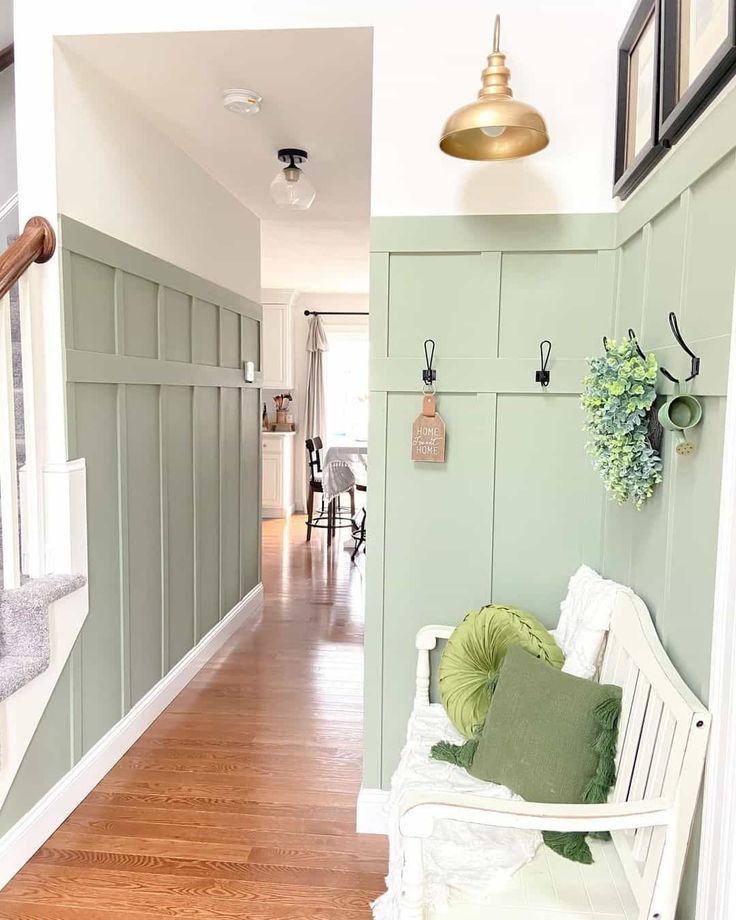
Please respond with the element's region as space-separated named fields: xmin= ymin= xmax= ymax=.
xmin=357 ymin=787 xmax=390 ymax=835
xmin=262 ymin=505 xmax=295 ymax=519
xmin=0 ymin=582 xmax=264 ymax=890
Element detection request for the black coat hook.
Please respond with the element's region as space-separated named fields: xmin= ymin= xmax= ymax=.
xmin=627 ymin=328 xmax=647 ymax=361
xmin=535 ymin=340 xmax=551 ymax=387
xmin=660 ymin=312 xmax=700 ymax=383
xmin=422 ymin=339 xmax=436 ymax=386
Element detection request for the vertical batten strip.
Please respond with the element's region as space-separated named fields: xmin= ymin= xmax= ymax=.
xmin=116 ymin=383 xmax=131 ymax=716
xmin=156 ymin=284 xmax=165 ymax=361
xmin=370 ymin=253 xmax=390 ymax=361
xmin=365 ymin=391 xmax=388 ymax=788
xmin=639 ymin=221 xmax=653 ymax=337
xmin=218 ymin=385 xmax=224 ymax=620
xmin=113 ymin=268 xmax=124 ymax=356
xmin=238 ymin=387 xmax=245 ymax=600
xmin=159 ymin=385 xmax=169 ymax=676
xmin=486 ymin=392 xmax=498 ymax=598
xmin=678 ymin=188 xmax=693 ymax=327
xmin=191 ymin=386 xmax=198 ymax=645
xmin=0 ymin=291 xmax=20 ymax=587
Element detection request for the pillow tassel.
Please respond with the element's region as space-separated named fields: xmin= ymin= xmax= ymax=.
xmin=430 ymin=739 xmax=478 ymax=770
xmin=546 ymin=690 xmax=622 ymax=863
xmin=542 ymin=831 xmax=593 ymax=865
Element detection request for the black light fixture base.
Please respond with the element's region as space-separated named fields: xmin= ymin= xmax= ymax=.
xmin=277 ymin=148 xmax=308 ymax=165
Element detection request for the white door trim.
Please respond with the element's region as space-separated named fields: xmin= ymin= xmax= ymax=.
xmin=696 ymin=271 xmax=736 ymax=920
xmin=0 ymin=582 xmax=263 ymax=890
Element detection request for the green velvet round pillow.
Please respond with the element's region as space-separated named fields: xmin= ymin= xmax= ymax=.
xmin=439 ymin=604 xmax=564 ymax=738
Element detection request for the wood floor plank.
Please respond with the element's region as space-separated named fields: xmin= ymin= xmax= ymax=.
xmin=0 ymin=517 xmax=387 ymax=917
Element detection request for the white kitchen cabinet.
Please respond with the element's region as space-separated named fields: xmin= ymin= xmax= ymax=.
xmin=261 ymin=302 xmax=293 ymax=389
xmin=262 ymin=432 xmax=295 ymax=519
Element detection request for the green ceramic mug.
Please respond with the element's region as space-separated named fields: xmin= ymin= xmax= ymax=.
xmin=657 ymin=382 xmax=702 ymax=434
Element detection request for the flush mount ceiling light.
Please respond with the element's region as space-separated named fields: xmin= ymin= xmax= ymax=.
xmin=269 ymin=148 xmax=317 ymax=211
xmin=440 ymin=15 xmax=549 ymax=160
xmin=222 ymin=88 xmax=263 ymax=115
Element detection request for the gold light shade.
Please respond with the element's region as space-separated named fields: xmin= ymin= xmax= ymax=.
xmin=440 ymin=15 xmax=549 ymax=161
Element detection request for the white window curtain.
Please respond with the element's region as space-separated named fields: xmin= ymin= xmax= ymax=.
xmin=303 ymin=313 xmax=328 ymax=442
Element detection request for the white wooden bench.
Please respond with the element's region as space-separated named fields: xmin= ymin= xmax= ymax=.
xmin=399 ymin=590 xmax=710 ymax=920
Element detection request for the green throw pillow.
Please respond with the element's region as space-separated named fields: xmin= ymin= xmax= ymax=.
xmin=433 ymin=646 xmax=622 ymax=864
xmin=439 ymin=605 xmax=564 ymax=738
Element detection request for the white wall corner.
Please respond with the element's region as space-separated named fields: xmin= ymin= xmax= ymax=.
xmin=356 ymin=787 xmax=390 ymax=835
xmin=695 ymin=271 xmax=736 ymax=920
xmin=42 ymin=459 xmax=88 ymax=576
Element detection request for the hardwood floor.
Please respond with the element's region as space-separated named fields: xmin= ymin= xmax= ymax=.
xmin=0 ymin=516 xmax=387 ymax=918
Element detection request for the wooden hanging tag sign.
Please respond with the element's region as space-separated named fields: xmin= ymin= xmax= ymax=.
xmin=411 ymin=393 xmax=446 ymax=463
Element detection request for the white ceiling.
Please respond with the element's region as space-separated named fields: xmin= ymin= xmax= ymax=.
xmin=59 ymin=27 xmax=373 ymax=293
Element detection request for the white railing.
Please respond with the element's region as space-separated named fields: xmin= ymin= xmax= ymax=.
xmin=0 ymin=293 xmax=21 ymax=588
xmin=0 ymin=218 xmax=56 ymax=589
xmin=0 ymin=290 xmax=20 ymax=586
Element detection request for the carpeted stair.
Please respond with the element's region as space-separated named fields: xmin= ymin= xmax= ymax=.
xmin=0 ymin=573 xmax=86 ymax=702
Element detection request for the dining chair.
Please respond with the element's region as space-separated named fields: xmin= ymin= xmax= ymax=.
xmin=305 ymin=437 xmax=354 ymax=544
xmin=351 ymin=483 xmax=367 ymax=561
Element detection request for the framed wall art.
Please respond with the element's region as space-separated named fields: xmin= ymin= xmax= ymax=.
xmin=660 ymin=0 xmax=736 ymax=142
xmin=614 ymin=0 xmax=667 ymax=199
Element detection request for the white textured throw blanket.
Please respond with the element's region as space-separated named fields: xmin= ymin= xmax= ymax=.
xmin=372 ymin=704 xmax=540 ymax=918
xmin=373 ymin=564 xmax=625 ymax=917
xmin=557 ymin=564 xmax=624 ymax=679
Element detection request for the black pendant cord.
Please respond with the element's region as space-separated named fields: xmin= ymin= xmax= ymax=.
xmin=536 ymin=339 xmax=551 ymax=387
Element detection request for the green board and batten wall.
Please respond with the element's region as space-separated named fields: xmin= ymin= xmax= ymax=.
xmin=366 ymin=85 xmax=736 ymax=919
xmin=0 ymin=217 xmax=262 ymax=831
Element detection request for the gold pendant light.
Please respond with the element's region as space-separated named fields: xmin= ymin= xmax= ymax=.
xmin=440 ymin=15 xmax=549 ymax=161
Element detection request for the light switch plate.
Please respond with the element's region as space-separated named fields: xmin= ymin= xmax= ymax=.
xmin=243 ymin=360 xmax=255 ymax=383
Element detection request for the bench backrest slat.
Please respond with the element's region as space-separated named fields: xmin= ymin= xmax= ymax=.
xmin=598 ymin=590 xmax=709 ymax=919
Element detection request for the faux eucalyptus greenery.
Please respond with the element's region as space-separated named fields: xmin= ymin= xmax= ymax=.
xmin=581 ymin=338 xmax=662 ymax=509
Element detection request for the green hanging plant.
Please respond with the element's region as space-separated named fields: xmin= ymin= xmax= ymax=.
xmin=581 ymin=338 xmax=662 ymax=509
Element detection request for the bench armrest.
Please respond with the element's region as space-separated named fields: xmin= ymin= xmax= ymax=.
xmin=416 ymin=625 xmax=455 ymax=649
xmin=398 ymin=789 xmax=672 ymax=837
xmin=414 ymin=625 xmax=455 ymax=707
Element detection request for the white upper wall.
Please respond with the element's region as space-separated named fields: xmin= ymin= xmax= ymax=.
xmin=53 ymin=46 xmax=260 ymax=301
xmin=17 ymin=0 xmax=634 ymax=219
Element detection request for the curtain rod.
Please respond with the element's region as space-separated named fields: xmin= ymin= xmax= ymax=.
xmin=303 ymin=310 xmax=367 ymax=316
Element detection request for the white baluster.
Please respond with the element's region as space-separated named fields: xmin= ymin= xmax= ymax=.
xmin=0 ymin=291 xmax=20 ymax=586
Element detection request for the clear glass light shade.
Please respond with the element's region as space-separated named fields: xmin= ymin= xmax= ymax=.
xmin=269 ymin=165 xmax=316 ymax=210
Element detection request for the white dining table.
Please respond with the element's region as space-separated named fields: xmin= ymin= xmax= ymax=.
xmin=322 ymin=444 xmax=367 ymax=505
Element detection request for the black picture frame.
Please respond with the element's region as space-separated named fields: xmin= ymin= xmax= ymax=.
xmin=613 ymin=0 xmax=667 ymax=200
xmin=659 ymin=0 xmax=736 ymax=143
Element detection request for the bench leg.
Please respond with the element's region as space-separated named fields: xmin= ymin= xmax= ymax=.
xmin=402 ymin=836 xmax=425 ymax=920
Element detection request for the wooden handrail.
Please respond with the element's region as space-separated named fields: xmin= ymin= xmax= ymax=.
xmin=0 ymin=44 xmax=13 ymax=74
xmin=0 ymin=217 xmax=56 ymax=300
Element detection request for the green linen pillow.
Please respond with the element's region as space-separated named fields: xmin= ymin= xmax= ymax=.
xmin=434 ymin=646 xmax=622 ymax=864
xmin=439 ymin=605 xmax=564 ymax=739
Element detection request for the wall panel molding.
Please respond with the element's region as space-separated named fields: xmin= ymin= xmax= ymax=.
xmin=371 ymin=213 xmax=616 ymax=253
xmin=0 ymin=221 xmax=262 ymax=843
xmin=60 ymin=216 xmax=261 ymax=321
